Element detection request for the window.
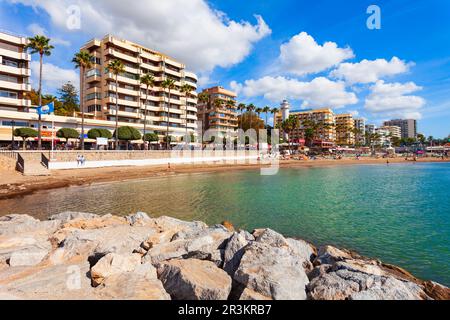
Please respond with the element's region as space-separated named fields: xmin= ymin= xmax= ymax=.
xmin=0 ymin=90 xmax=17 ymax=98
xmin=2 ymin=121 xmax=28 ymax=127
xmin=86 ymin=69 xmax=101 ymax=77
xmin=0 ymin=74 xmax=18 ymax=82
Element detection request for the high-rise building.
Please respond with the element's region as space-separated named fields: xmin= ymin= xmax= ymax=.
xmin=80 ymin=35 xmax=198 ymax=140
xmin=375 ymin=127 xmax=392 ymax=146
xmin=365 ymin=124 xmax=377 ymax=135
xmin=380 ymin=125 xmax=401 ymax=139
xmin=383 ymin=119 xmax=417 ymax=139
xmin=0 ymin=31 xmax=31 ymax=112
xmin=353 ymin=118 xmax=366 ymax=145
xmin=335 ymin=113 xmax=355 ymax=146
xmin=276 ymin=107 xmax=336 ymax=143
xmin=196 ymin=86 xmax=238 ymax=135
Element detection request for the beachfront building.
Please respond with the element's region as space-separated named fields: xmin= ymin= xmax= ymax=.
xmin=353 ymin=118 xmax=366 ymax=145
xmin=0 ymin=31 xmax=31 ymax=113
xmin=380 ymin=125 xmax=402 ymax=139
xmin=375 ymin=127 xmax=392 ymax=146
xmin=275 ymin=107 xmax=336 ymax=145
xmin=79 ymin=35 xmax=198 ymax=141
xmin=383 ymin=119 xmax=417 ymax=139
xmin=196 ymin=86 xmax=238 ymax=136
xmin=335 ymin=114 xmax=355 ymax=146
xmin=365 ymin=124 xmax=377 ymax=135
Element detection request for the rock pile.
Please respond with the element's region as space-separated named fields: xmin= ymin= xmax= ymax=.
xmin=0 ymin=212 xmax=448 ymax=300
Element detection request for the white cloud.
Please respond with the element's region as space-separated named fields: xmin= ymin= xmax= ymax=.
xmin=26 ymin=23 xmax=71 ymax=46
xmin=13 ymin=0 xmax=271 ymax=74
xmin=234 ymin=76 xmax=358 ymax=108
xmin=277 ymin=32 xmax=354 ymax=76
xmin=348 ymin=110 xmax=360 ymax=117
xmin=364 ymin=80 xmax=425 ymax=119
xmin=30 ymin=61 xmax=79 ymax=93
xmin=330 ymin=57 xmax=412 ymax=84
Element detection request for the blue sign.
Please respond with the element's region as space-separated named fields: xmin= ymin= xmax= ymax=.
xmin=37 ymin=102 xmax=55 ymax=115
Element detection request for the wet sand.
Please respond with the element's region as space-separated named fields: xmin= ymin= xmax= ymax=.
xmin=0 ymin=157 xmax=448 ymax=201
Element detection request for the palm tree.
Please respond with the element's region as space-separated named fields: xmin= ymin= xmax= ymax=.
xmin=262 ymin=106 xmax=271 ymax=128
xmin=246 ymin=103 xmax=255 ymax=131
xmin=180 ymin=84 xmax=195 ymax=145
xmin=140 ymin=73 xmax=155 ymax=146
xmin=106 ymin=59 xmax=125 ymax=150
xmin=237 ymin=103 xmax=246 ymax=130
xmin=72 ymin=51 xmax=93 ymax=150
xmin=281 ymin=115 xmax=298 ymax=153
xmin=25 ymin=35 xmax=54 ymax=150
xmin=161 ymin=78 xmax=176 ymax=150
xmin=197 ymin=92 xmax=210 ymax=139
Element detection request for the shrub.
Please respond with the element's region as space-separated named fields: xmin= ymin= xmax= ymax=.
xmin=13 ymin=127 xmax=38 ymax=150
xmin=88 ymin=128 xmax=113 ymax=139
xmin=56 ymin=128 xmax=79 ymax=140
xmin=143 ymin=132 xmax=159 ymax=142
xmin=114 ymin=126 xmax=142 ymax=141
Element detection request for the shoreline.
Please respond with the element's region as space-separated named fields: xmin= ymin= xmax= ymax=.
xmin=1 ymin=157 xmax=449 ymax=201
xmin=0 ymin=211 xmax=448 ymax=300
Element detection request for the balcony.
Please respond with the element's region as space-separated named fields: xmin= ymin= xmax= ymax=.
xmin=106 ymin=84 xmax=139 ymax=97
xmin=0 ymin=48 xmax=30 ymax=61
xmin=0 ymin=64 xmax=30 ymax=77
xmin=107 ymin=108 xmax=140 ymax=119
xmin=105 ymin=96 xmax=140 ymax=108
xmin=0 ymin=96 xmax=31 ymax=106
xmin=106 ymin=48 xmax=139 ymax=63
xmin=0 ymin=80 xmax=30 ymax=91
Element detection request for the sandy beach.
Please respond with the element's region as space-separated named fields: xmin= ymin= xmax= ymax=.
xmin=0 ymin=157 xmax=448 ymax=201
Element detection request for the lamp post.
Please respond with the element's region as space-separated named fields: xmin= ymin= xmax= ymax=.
xmin=11 ymin=120 xmax=15 ymax=150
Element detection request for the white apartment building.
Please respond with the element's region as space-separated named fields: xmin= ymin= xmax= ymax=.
xmin=0 ymin=31 xmax=31 ymax=112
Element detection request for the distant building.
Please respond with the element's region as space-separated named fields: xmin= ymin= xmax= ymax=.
xmin=335 ymin=113 xmax=355 ymax=146
xmin=196 ymin=86 xmax=238 ymax=135
xmin=353 ymin=118 xmax=366 ymax=145
xmin=375 ymin=127 xmax=391 ymax=146
xmin=275 ymin=106 xmax=335 ymax=144
xmin=0 ymin=31 xmax=31 ymax=113
xmin=383 ymin=119 xmax=417 ymax=139
xmin=365 ymin=124 xmax=377 ymax=135
xmin=380 ymin=125 xmax=401 ymax=139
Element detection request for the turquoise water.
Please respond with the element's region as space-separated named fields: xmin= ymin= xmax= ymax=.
xmin=1 ymin=162 xmax=449 ymax=285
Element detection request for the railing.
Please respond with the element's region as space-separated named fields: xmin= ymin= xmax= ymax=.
xmin=0 ymin=150 xmax=19 ymax=161
xmin=16 ymin=153 xmax=24 ymax=173
xmin=41 ymin=153 xmax=49 ymax=169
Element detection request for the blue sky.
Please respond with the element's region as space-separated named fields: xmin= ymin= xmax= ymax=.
xmin=1 ymin=0 xmax=449 ymax=137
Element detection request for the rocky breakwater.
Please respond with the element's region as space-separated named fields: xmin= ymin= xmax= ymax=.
xmin=0 ymin=212 xmax=448 ymax=300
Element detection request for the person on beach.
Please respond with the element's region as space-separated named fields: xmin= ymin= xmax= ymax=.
xmin=81 ymin=155 xmax=86 ymax=166
xmin=76 ymin=154 xmax=81 ymax=167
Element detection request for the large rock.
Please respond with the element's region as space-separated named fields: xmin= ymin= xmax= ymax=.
xmin=157 ymin=259 xmax=232 ymax=300
xmin=0 ymin=234 xmax=52 ymax=267
xmin=8 ymin=246 xmax=49 ymax=267
xmin=0 ymin=214 xmax=60 ymax=236
xmin=53 ymin=225 xmax=156 ymax=263
xmin=90 ymin=253 xmax=141 ymax=287
xmin=49 ymin=212 xmax=100 ymax=223
xmin=223 ymin=231 xmax=253 ymax=276
xmin=125 ymin=212 xmax=151 ymax=226
xmin=234 ymin=241 xmax=310 ymax=300
xmin=143 ymin=226 xmax=232 ymax=265
xmin=0 ymin=261 xmax=97 ymax=299
xmin=314 ymin=245 xmax=354 ymax=265
xmin=96 ymin=271 xmax=170 ymax=300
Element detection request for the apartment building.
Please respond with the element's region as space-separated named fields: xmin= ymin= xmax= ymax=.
xmin=375 ymin=127 xmax=392 ymax=146
xmin=353 ymin=118 xmax=366 ymax=145
xmin=80 ymin=35 xmax=198 ymax=140
xmin=197 ymin=86 xmax=238 ymax=134
xmin=276 ymin=107 xmax=336 ymax=143
xmin=383 ymin=119 xmax=417 ymax=139
xmin=365 ymin=124 xmax=377 ymax=135
xmin=380 ymin=125 xmax=402 ymax=139
xmin=335 ymin=114 xmax=355 ymax=146
xmin=0 ymin=31 xmax=31 ymax=112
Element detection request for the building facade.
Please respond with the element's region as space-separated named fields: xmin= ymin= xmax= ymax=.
xmin=196 ymin=86 xmax=238 ymax=135
xmin=0 ymin=31 xmax=31 ymax=112
xmin=335 ymin=114 xmax=355 ymax=146
xmin=380 ymin=125 xmax=401 ymax=139
xmin=375 ymin=127 xmax=392 ymax=146
xmin=383 ymin=119 xmax=417 ymax=139
xmin=276 ymin=107 xmax=336 ymax=144
xmin=353 ymin=118 xmax=366 ymax=145
xmin=80 ymin=35 xmax=198 ymax=140
xmin=365 ymin=124 xmax=377 ymax=135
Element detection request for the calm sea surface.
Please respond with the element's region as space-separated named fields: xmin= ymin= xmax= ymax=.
xmin=1 ymin=162 xmax=449 ymax=285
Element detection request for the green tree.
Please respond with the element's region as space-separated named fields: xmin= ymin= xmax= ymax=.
xmin=246 ymin=104 xmax=255 ymax=132
xmin=106 ymin=59 xmax=125 ymax=149
xmin=25 ymin=35 xmax=54 ymax=150
xmin=237 ymin=103 xmax=246 ymax=130
xmin=140 ymin=73 xmax=155 ymax=143
xmin=72 ymin=51 xmax=94 ymax=150
xmin=56 ymin=128 xmax=79 ymax=146
xmin=87 ymin=128 xmax=112 ymax=139
xmin=197 ymin=92 xmax=210 ymax=134
xmin=13 ymin=128 xmax=38 ymax=150
xmin=56 ymin=82 xmax=79 ymax=116
xmin=161 ymin=78 xmax=176 ymax=150
xmin=280 ymin=115 xmax=298 ymax=153
xmin=114 ymin=126 xmax=142 ymax=150
xmin=143 ymin=132 xmax=159 ymax=143
xmin=262 ymin=106 xmax=271 ymax=128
